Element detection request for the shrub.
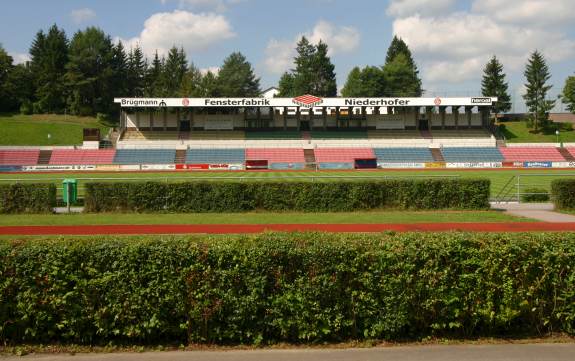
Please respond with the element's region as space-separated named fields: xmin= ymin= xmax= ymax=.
xmin=1 ymin=232 xmax=575 ymax=345
xmin=84 ymin=179 xmax=490 ymax=213
xmin=520 ymin=187 xmax=550 ymax=203
xmin=0 ymin=183 xmax=56 ymax=213
xmin=551 ymin=179 xmax=575 ymax=210
xmin=19 ymin=100 xmax=33 ymax=115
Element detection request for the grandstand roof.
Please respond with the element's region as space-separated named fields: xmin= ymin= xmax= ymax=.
xmin=114 ymin=95 xmax=497 ymax=108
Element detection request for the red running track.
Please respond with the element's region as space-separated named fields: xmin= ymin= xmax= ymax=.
xmin=2 ymin=223 xmax=575 ymax=235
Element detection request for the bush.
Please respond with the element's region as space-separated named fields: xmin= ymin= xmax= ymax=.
xmin=0 ymin=183 xmax=56 ymax=213
xmin=84 ymin=179 xmax=490 ymax=213
xmin=19 ymin=100 xmax=33 ymax=115
xmin=520 ymin=187 xmax=550 ymax=203
xmin=551 ymin=179 xmax=575 ymax=210
xmin=1 ymin=232 xmax=575 ymax=345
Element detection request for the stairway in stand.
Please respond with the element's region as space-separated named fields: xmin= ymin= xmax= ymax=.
xmin=420 ymin=129 xmax=432 ymax=139
xmin=558 ymin=147 xmax=575 ymax=161
xmin=430 ymin=148 xmax=445 ymax=162
xmin=179 ymin=131 xmax=190 ymax=140
xmin=37 ymin=150 xmax=52 ymax=165
xmin=175 ymin=149 xmax=187 ymax=164
xmin=301 ymin=131 xmax=311 ymax=141
xmin=304 ymin=149 xmax=316 ymax=169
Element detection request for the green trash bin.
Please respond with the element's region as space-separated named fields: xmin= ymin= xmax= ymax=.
xmin=62 ymin=179 xmax=78 ymax=204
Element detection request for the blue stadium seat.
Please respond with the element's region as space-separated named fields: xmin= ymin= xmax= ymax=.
xmin=441 ymin=147 xmax=504 ymax=162
xmin=113 ymin=149 xmax=176 ymax=164
xmin=185 ymin=148 xmax=245 ymax=164
xmin=373 ymin=148 xmax=434 ymax=162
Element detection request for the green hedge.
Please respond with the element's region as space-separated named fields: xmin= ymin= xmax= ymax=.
xmin=551 ymin=179 xmax=575 ymax=210
xmin=1 ymin=232 xmax=575 ymax=345
xmin=84 ymin=179 xmax=490 ymax=212
xmin=0 ymin=183 xmax=56 ymax=213
xmin=521 ymin=187 xmax=550 ymax=203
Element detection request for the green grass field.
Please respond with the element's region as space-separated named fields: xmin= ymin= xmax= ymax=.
xmin=0 ymin=114 xmax=111 ymax=145
xmin=0 ymin=210 xmax=531 ymax=226
xmin=500 ymin=120 xmax=575 ymax=143
xmin=1 ymin=168 xmax=574 ymax=200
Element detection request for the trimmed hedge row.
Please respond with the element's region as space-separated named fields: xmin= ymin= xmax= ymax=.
xmin=84 ymin=179 xmax=490 ymax=212
xmin=0 ymin=183 xmax=56 ymax=213
xmin=1 ymin=232 xmax=575 ymax=345
xmin=551 ymin=179 xmax=575 ymax=210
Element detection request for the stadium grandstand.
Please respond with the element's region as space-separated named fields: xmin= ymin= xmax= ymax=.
xmin=1 ymin=94 xmax=575 ymax=171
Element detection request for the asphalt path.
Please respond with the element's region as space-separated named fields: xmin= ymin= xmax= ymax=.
xmin=6 ymin=343 xmax=575 ymax=361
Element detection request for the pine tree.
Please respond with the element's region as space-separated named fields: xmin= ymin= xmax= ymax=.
xmin=0 ymin=45 xmax=18 ymax=111
xmin=383 ymin=36 xmax=422 ymax=96
xmin=145 ymin=50 xmax=164 ymax=96
xmin=311 ymin=41 xmax=337 ymax=96
xmin=199 ymin=70 xmax=219 ymax=97
xmin=522 ymin=50 xmax=555 ymax=131
xmin=65 ymin=27 xmax=115 ymax=115
xmin=481 ymin=56 xmax=511 ymax=116
xmin=562 ymin=75 xmax=575 ymax=114
xmin=179 ymin=63 xmax=203 ymax=97
xmin=127 ymin=45 xmax=147 ymax=97
xmin=110 ymin=41 xmax=129 ymax=99
xmin=163 ymin=46 xmax=188 ymax=96
xmin=278 ymin=37 xmax=337 ymax=97
xmin=341 ymin=67 xmax=362 ymax=97
xmin=29 ymin=24 xmax=69 ymax=113
xmin=216 ymin=52 xmax=260 ymax=96
xmin=382 ymin=53 xmax=419 ymax=97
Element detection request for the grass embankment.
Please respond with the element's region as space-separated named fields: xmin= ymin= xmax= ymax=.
xmin=0 ymin=210 xmax=531 ymax=226
xmin=500 ymin=120 xmax=575 ymax=143
xmin=1 ymin=168 xmax=574 ymax=198
xmin=0 ymin=113 xmax=111 ymax=145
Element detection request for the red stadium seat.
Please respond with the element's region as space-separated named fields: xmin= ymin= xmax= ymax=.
xmin=0 ymin=150 xmax=40 ymax=165
xmin=314 ymin=148 xmax=374 ymax=163
xmin=499 ymin=147 xmax=565 ymax=162
xmin=245 ymin=148 xmax=305 ymax=163
xmin=49 ymin=149 xmax=116 ymax=165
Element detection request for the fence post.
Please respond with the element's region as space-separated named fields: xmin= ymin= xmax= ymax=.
xmin=516 ymin=174 xmax=521 ymax=203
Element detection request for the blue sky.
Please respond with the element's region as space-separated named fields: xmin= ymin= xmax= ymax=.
xmin=1 ymin=0 xmax=574 ymax=111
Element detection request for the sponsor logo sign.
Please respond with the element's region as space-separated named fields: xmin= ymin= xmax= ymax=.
xmin=176 ymin=164 xmax=209 ymax=170
xmin=434 ymin=97 xmax=441 ymax=106
xmin=208 ymin=163 xmax=230 ymax=170
xmin=424 ymin=162 xmax=446 ymax=168
xmin=22 ymin=165 xmax=96 ymax=171
xmin=523 ymin=161 xmax=552 ymax=168
xmin=0 ymin=166 xmax=22 ymax=172
xmin=471 ymin=97 xmax=493 ymax=104
xmin=141 ymin=164 xmax=176 ymax=170
xmin=182 ymin=98 xmax=189 ymax=106
xmin=377 ymin=162 xmax=425 ymax=169
xmin=292 ymin=94 xmax=323 ymax=108
xmin=446 ymin=162 xmax=502 ymax=168
xmin=552 ymin=162 xmax=575 ymax=168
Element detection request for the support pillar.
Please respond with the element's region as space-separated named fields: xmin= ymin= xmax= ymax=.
xmin=149 ymin=112 xmax=153 ymax=131
xmin=296 ymin=107 xmax=301 ymax=131
xmin=336 ymin=107 xmax=340 ymax=129
xmin=466 ymin=106 xmax=472 ymax=129
xmin=323 ymin=107 xmax=327 ymax=130
xmin=440 ymin=106 xmax=446 ymax=129
xmin=163 ymin=108 xmax=167 ymax=130
xmin=453 ymin=106 xmax=459 ymax=130
xmin=176 ymin=109 xmax=180 ymax=131
xmin=283 ymin=107 xmax=287 ymax=130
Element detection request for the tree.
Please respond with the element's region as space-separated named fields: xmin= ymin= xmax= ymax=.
xmin=384 ymin=36 xmax=422 ymax=96
xmin=382 ymin=53 xmax=419 ymax=97
xmin=277 ymin=72 xmax=295 ymax=97
xmin=310 ymin=41 xmax=337 ymax=96
xmin=110 ymin=41 xmax=129 ymax=99
xmin=163 ymin=46 xmax=188 ymax=96
xmin=0 ymin=45 xmax=18 ymax=111
xmin=216 ymin=52 xmax=260 ymax=97
xmin=179 ymin=63 xmax=203 ymax=97
xmin=198 ymin=70 xmax=219 ymax=97
xmin=278 ymin=37 xmax=337 ymax=97
xmin=145 ymin=51 xmax=164 ymax=97
xmin=522 ymin=50 xmax=555 ymax=131
xmin=481 ymin=56 xmax=511 ymax=115
xmin=29 ymin=24 xmax=69 ymax=113
xmin=65 ymin=27 xmax=115 ymax=115
xmin=342 ymin=66 xmax=385 ymax=97
xmin=127 ymin=45 xmax=147 ymax=97
xmin=562 ymin=75 xmax=575 ymax=113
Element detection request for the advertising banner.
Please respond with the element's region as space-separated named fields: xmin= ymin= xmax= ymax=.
xmin=119 ymin=165 xmax=141 ymax=171
xmin=552 ymin=162 xmax=575 ymax=168
xmin=377 ymin=162 xmax=426 ymax=169
xmin=523 ymin=161 xmax=552 ymax=168
xmin=0 ymin=166 xmax=22 ymax=172
xmin=446 ymin=162 xmax=502 ymax=168
xmin=96 ymin=164 xmax=120 ymax=171
xmin=141 ymin=164 xmax=176 ymax=170
xmin=22 ymin=165 xmax=96 ymax=171
xmin=176 ymin=164 xmax=209 ymax=170
xmin=424 ymin=162 xmax=446 ymax=168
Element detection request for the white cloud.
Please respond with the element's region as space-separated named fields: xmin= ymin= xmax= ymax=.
xmin=9 ymin=52 xmax=30 ymax=65
xmin=393 ymin=14 xmax=575 ymax=83
xmin=471 ymin=0 xmax=575 ymax=27
xmin=118 ymin=10 xmax=235 ymax=57
xmin=200 ymin=66 xmax=220 ymax=75
xmin=70 ymin=8 xmax=96 ymax=24
xmin=263 ymin=20 xmax=360 ymax=74
xmin=386 ymin=0 xmax=456 ymax=18
xmin=161 ymin=0 xmax=246 ymax=12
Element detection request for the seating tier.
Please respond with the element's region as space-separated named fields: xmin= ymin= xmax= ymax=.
xmin=314 ymin=148 xmax=375 ymax=162
xmin=113 ymin=149 xmax=176 ymax=164
xmin=0 ymin=150 xmax=40 ymax=165
xmin=441 ymin=147 xmax=504 ymax=162
xmin=373 ymin=148 xmax=434 ymax=162
xmin=499 ymin=147 xmax=565 ymax=162
xmin=49 ymin=149 xmax=116 ymax=165
xmin=185 ymin=149 xmax=245 ymax=164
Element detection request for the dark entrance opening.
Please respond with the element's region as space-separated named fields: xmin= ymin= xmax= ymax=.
xmin=354 ymin=158 xmax=378 ymax=169
xmin=300 ymin=120 xmax=310 ymax=131
xmin=180 ymin=120 xmax=190 ymax=131
xmin=418 ymin=118 xmax=429 ymax=130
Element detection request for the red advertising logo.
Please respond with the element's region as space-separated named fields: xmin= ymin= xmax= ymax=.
xmin=182 ymin=98 xmax=190 ymax=106
xmin=292 ymin=94 xmax=323 ymax=108
xmin=434 ymin=97 xmax=442 ymax=106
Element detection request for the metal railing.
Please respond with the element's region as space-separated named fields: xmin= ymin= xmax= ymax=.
xmin=494 ymin=173 xmax=575 ymax=203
